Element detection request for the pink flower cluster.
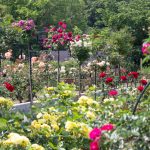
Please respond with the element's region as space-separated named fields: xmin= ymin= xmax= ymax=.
xmin=142 ymin=43 xmax=150 ymax=55
xmin=12 ymin=19 xmax=35 ymax=31
xmin=43 ymin=21 xmax=80 ymax=49
xmin=89 ymin=124 xmax=114 ymax=150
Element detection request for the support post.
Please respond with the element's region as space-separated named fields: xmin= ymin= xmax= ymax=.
xmin=57 ymin=49 xmax=60 ymax=84
xmin=133 ymin=81 xmax=150 ymax=115
xmin=28 ymin=43 xmax=33 ymax=106
xmin=94 ymin=65 xmax=97 ymax=100
xmin=79 ymin=63 xmax=81 ymax=96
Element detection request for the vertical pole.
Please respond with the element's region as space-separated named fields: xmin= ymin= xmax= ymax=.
xmin=28 ymin=43 xmax=33 ymax=106
xmin=57 ymin=49 xmax=60 ymax=84
xmin=140 ymin=58 xmax=142 ymax=71
xmin=79 ymin=63 xmax=81 ymax=96
xmin=20 ymin=49 xmax=23 ymax=59
xmin=0 ymin=53 xmax=2 ymax=72
xmin=94 ymin=65 xmax=97 ymax=100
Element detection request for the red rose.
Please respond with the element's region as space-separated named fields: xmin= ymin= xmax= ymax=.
xmin=99 ymin=72 xmax=106 ymax=78
xmin=3 ymin=82 xmax=14 ymax=92
xmin=137 ymin=85 xmax=144 ymax=92
xmin=58 ymin=21 xmax=63 ymax=26
xmin=57 ymin=28 xmax=63 ymax=33
xmin=120 ymin=76 xmax=127 ymax=81
xmin=105 ymin=77 xmax=113 ymax=84
xmin=128 ymin=72 xmax=139 ymax=79
xmin=140 ymin=79 xmax=147 ymax=85
xmin=108 ymin=89 xmax=118 ymax=96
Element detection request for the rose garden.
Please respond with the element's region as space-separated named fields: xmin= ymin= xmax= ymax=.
xmin=0 ymin=1 xmax=150 ymax=150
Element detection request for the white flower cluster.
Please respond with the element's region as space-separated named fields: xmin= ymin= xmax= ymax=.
xmin=70 ymin=35 xmax=92 ymax=49
xmin=96 ymin=61 xmax=110 ymax=67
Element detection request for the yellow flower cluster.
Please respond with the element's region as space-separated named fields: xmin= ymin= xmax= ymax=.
xmin=60 ymin=90 xmax=73 ymax=99
xmin=0 ymin=133 xmax=45 ymax=149
xmin=30 ymin=144 xmax=45 ymax=150
xmin=86 ymin=111 xmax=96 ymax=120
xmin=47 ymin=87 xmax=55 ymax=92
xmin=0 ymin=97 xmax=13 ymax=109
xmin=31 ymin=110 xmax=63 ymax=137
xmin=78 ymin=96 xmax=99 ymax=106
xmin=65 ymin=121 xmax=91 ymax=138
xmin=103 ymin=97 xmax=115 ymax=103
xmin=31 ymin=120 xmax=51 ymax=137
xmin=2 ymin=133 xmax=30 ymax=148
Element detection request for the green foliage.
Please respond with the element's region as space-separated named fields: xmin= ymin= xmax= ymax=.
xmin=86 ymin=0 xmax=150 ymax=45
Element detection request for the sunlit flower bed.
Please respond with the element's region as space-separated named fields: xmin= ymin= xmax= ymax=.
xmin=0 ymin=81 xmax=150 ymax=150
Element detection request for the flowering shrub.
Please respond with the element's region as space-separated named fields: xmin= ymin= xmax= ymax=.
xmin=0 ymin=133 xmax=45 ymax=150
xmin=12 ymin=19 xmax=35 ymax=31
xmin=43 ymin=21 xmax=74 ymax=49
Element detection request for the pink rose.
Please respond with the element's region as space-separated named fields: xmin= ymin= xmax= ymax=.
xmin=90 ymin=141 xmax=99 ymax=150
xmin=89 ymin=128 xmax=101 ymax=140
xmin=100 ymin=124 xmax=114 ymax=131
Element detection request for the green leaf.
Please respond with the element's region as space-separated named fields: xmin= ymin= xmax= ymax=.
xmin=0 ymin=118 xmax=7 ymax=131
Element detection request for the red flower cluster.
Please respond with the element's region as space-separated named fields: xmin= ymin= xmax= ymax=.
xmin=105 ymin=77 xmax=113 ymax=84
xmin=108 ymin=89 xmax=118 ymax=96
xmin=3 ymin=82 xmax=14 ymax=92
xmin=99 ymin=72 xmax=106 ymax=78
xmin=89 ymin=124 xmax=114 ymax=150
xmin=120 ymin=76 xmax=127 ymax=81
xmin=43 ymin=21 xmax=76 ymax=49
xmin=128 ymin=72 xmax=139 ymax=79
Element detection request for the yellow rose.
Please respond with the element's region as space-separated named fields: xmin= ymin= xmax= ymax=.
xmin=65 ymin=121 xmax=78 ymax=132
xmin=86 ymin=111 xmax=96 ymax=120
xmin=30 ymin=144 xmax=45 ymax=150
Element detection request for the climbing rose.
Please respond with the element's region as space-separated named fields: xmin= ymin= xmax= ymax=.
xmin=120 ymin=76 xmax=127 ymax=81
xmin=99 ymin=72 xmax=106 ymax=78
xmin=140 ymin=79 xmax=147 ymax=85
xmin=105 ymin=77 xmax=113 ymax=84
xmin=3 ymin=82 xmax=14 ymax=92
xmin=137 ymin=85 xmax=144 ymax=92
xmin=100 ymin=124 xmax=114 ymax=131
xmin=108 ymin=90 xmax=118 ymax=96
xmin=90 ymin=141 xmax=99 ymax=150
xmin=89 ymin=128 xmax=101 ymax=140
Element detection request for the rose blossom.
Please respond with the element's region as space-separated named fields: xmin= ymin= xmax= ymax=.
xmin=140 ymin=79 xmax=147 ymax=85
xmin=100 ymin=124 xmax=114 ymax=131
xmin=99 ymin=72 xmax=106 ymax=78
xmin=105 ymin=77 xmax=113 ymax=84
xmin=38 ymin=62 xmax=45 ymax=68
xmin=120 ymin=76 xmax=127 ymax=81
xmin=108 ymin=89 xmax=118 ymax=96
xmin=89 ymin=128 xmax=101 ymax=140
xmin=128 ymin=72 xmax=139 ymax=79
xmin=142 ymin=43 xmax=150 ymax=55
xmin=90 ymin=141 xmax=99 ymax=150
xmin=31 ymin=57 xmax=38 ymax=64
xmin=3 ymin=82 xmax=14 ymax=92
xmin=137 ymin=85 xmax=144 ymax=92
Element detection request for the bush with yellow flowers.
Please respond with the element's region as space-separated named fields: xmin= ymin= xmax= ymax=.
xmin=0 ymin=97 xmax=13 ymax=117
xmin=0 ymin=132 xmax=45 ymax=150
